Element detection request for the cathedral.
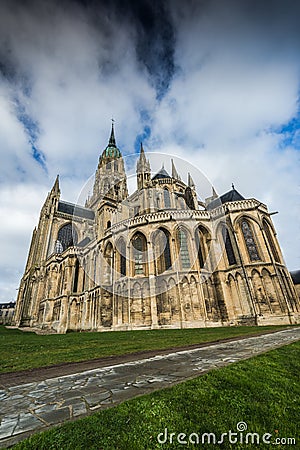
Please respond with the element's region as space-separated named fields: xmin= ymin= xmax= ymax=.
xmin=14 ymin=125 xmax=300 ymax=333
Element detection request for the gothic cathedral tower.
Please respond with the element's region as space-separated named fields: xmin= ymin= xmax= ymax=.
xmin=86 ymin=123 xmax=128 ymax=239
xmin=87 ymin=123 xmax=128 ymax=210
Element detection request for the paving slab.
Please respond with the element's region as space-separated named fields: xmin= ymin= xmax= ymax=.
xmin=0 ymin=327 xmax=299 ymax=448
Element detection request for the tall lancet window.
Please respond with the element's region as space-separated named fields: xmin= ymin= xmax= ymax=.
xmin=73 ymin=258 xmax=80 ymax=293
xmin=241 ymin=220 xmax=260 ymax=261
xmin=153 ymin=228 xmax=172 ymax=274
xmin=118 ymin=238 xmax=127 ymax=276
xmin=132 ymin=233 xmax=147 ymax=275
xmin=164 ymin=188 xmax=171 ymax=209
xmin=177 ymin=228 xmax=190 ymax=269
xmin=221 ymin=226 xmax=237 ymax=266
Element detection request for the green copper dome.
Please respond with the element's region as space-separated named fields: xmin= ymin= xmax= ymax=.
xmin=102 ymin=145 xmax=121 ymax=159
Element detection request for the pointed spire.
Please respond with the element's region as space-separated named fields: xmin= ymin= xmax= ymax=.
xmin=137 ymin=142 xmax=151 ymax=175
xmin=171 ymin=159 xmax=179 ymax=180
xmin=212 ymin=186 xmax=218 ymax=198
xmin=108 ymin=119 xmax=116 ymax=147
xmin=51 ymin=175 xmax=60 ymax=195
xmin=139 ymin=142 xmax=146 ymax=163
xmin=231 ymin=183 xmax=235 ymax=190
xmin=188 ymin=172 xmax=195 ymax=189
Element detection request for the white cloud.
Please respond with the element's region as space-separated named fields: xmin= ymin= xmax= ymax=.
xmin=0 ymin=183 xmax=48 ymax=301
xmin=0 ymin=0 xmax=300 ymax=302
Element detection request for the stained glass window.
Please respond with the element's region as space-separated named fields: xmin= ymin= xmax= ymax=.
xmin=164 ymin=188 xmax=171 ymax=209
xmin=132 ymin=233 xmax=146 ymax=275
xmin=118 ymin=239 xmax=126 ymax=276
xmin=154 ymin=229 xmax=172 ymax=274
xmin=55 ymin=224 xmax=77 ymax=253
xmin=241 ymin=220 xmax=260 ymax=261
xmin=178 ymin=228 xmax=190 ymax=269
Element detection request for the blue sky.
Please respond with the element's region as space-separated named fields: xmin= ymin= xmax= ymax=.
xmin=0 ymin=0 xmax=300 ymax=302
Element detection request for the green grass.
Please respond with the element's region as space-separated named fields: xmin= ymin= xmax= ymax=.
xmin=0 ymin=325 xmax=293 ymax=373
xmin=13 ymin=341 xmax=300 ymax=449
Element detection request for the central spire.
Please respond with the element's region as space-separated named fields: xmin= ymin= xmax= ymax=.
xmin=109 ymin=119 xmax=116 ymax=147
xmin=101 ymin=121 xmax=121 ymax=160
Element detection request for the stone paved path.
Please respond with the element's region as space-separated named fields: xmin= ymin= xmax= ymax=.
xmin=1 ymin=327 xmax=299 ymax=448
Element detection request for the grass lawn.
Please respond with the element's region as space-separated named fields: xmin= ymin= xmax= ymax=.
xmin=13 ymin=340 xmax=300 ymax=449
xmin=0 ymin=324 xmax=294 ymax=373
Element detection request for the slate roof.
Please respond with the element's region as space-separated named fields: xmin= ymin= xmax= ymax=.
xmin=152 ymin=167 xmax=171 ymax=180
xmin=58 ymin=201 xmax=95 ymax=220
xmin=0 ymin=302 xmax=16 ymax=309
xmin=207 ymin=188 xmax=245 ymax=210
xmin=77 ymin=237 xmax=91 ymax=247
xmin=290 ymin=270 xmax=300 ymax=285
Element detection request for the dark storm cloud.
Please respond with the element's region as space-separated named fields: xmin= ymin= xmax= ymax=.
xmin=127 ymin=1 xmax=175 ymax=99
xmin=73 ymin=0 xmax=176 ymax=98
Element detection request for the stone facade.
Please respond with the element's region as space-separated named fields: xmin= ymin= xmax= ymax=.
xmin=14 ymin=125 xmax=300 ymax=333
xmin=0 ymin=302 xmax=16 ymax=325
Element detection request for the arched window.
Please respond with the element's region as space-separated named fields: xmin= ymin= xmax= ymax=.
xmin=73 ymin=258 xmax=79 ymax=293
xmin=117 ymin=238 xmax=126 ymax=276
xmin=153 ymin=228 xmax=172 ymax=274
xmin=241 ymin=220 xmax=260 ymax=261
xmin=221 ymin=226 xmax=237 ymax=266
xmin=177 ymin=196 xmax=186 ymax=210
xmin=55 ymin=223 xmax=78 ymax=253
xmin=263 ymin=219 xmax=280 ymax=263
xmin=132 ymin=233 xmax=147 ymax=275
xmin=177 ymin=228 xmax=190 ymax=269
xmin=164 ymin=188 xmax=171 ymax=209
xmin=104 ymin=179 xmax=110 ymax=193
xmin=114 ymin=160 xmax=118 ymax=172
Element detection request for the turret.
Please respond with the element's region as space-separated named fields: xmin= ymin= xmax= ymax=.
xmin=171 ymin=159 xmax=181 ymax=180
xmin=136 ymin=142 xmax=151 ymax=190
xmin=188 ymin=172 xmax=195 ymax=190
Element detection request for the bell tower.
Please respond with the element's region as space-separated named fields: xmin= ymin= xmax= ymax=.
xmin=87 ymin=122 xmax=128 ymax=210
